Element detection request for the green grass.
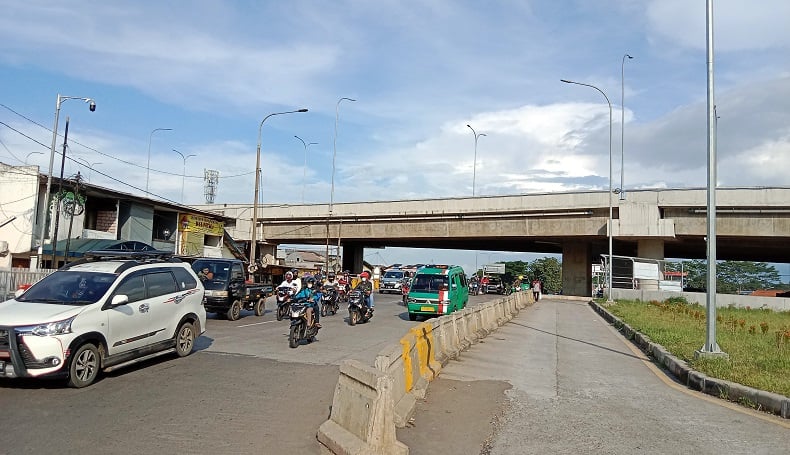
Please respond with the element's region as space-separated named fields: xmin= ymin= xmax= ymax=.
xmin=606 ymin=298 xmax=790 ymax=397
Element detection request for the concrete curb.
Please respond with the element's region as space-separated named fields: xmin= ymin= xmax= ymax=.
xmin=317 ymin=291 xmax=535 ymax=454
xmin=589 ymin=300 xmax=790 ymax=419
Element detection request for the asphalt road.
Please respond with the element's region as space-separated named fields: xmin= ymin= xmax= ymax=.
xmin=0 ymin=291 xmax=497 ymax=454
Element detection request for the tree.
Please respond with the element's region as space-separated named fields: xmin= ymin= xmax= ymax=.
xmin=665 ymin=260 xmax=781 ymax=294
xmin=717 ymin=261 xmax=780 ymax=294
xmin=526 ymin=257 xmax=562 ymax=294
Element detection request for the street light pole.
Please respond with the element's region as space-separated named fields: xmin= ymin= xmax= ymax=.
xmin=37 ymin=94 xmax=95 ymax=268
xmin=561 ymin=79 xmax=613 ymax=302
xmin=466 ymin=124 xmax=487 ymax=197
xmin=294 ymin=135 xmax=317 ymax=204
xmin=172 ymin=149 xmax=196 ymax=203
xmin=146 ymin=128 xmax=173 ymax=197
xmin=697 ymin=0 xmax=726 ymax=358
xmin=249 ymin=108 xmax=308 ymax=272
xmin=327 ymin=97 xmax=355 ymax=272
xmin=620 ymin=53 xmax=633 ymax=200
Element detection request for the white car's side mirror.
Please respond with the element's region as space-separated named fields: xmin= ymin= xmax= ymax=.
xmin=110 ymin=294 xmax=129 ymax=306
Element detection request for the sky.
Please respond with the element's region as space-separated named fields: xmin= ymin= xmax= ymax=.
xmin=1 ymin=1 xmax=789 ymax=276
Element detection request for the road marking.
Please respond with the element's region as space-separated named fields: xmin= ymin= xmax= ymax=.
xmin=602 ymin=313 xmax=790 ymax=429
xmin=237 ymin=320 xmax=279 ymax=328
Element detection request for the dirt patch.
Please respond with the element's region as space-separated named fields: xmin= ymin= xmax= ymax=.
xmin=397 ymin=377 xmax=511 ymax=455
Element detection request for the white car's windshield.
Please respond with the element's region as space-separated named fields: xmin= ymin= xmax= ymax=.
xmin=383 ymin=271 xmax=404 ymax=279
xmin=17 ymin=271 xmax=116 ymax=305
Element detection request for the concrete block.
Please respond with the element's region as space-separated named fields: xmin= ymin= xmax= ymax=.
xmin=664 ymin=355 xmax=690 ymax=384
xmin=459 ymin=308 xmax=480 ymax=345
xmin=436 ymin=317 xmax=460 ymax=362
xmin=453 ymin=312 xmax=472 ymax=351
xmin=409 ymin=323 xmax=442 ymax=385
xmin=375 ymin=344 xmax=409 ymax=427
xmin=426 ymin=319 xmax=449 ymax=366
xmin=687 ymin=370 xmax=706 ymax=391
xmin=472 ymin=307 xmax=490 ymax=339
xmin=317 ymin=359 xmax=409 ymax=455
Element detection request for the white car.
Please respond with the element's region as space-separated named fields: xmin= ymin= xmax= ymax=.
xmin=0 ymin=252 xmax=206 ymax=387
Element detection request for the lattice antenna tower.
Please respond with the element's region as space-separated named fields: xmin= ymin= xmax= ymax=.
xmin=204 ymin=169 xmax=219 ymax=204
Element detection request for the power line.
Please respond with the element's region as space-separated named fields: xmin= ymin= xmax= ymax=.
xmin=0 ymin=103 xmax=254 ymax=179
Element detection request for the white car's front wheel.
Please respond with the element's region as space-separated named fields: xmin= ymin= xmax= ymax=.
xmin=68 ymin=343 xmax=100 ymax=388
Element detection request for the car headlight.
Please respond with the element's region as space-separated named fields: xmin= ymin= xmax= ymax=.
xmin=19 ymin=316 xmax=76 ymax=337
xmin=207 ymin=290 xmax=228 ymax=297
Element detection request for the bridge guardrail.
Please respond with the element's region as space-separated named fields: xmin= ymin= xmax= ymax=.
xmin=317 ymin=291 xmax=534 ymax=454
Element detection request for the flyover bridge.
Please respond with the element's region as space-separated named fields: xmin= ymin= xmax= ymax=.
xmin=199 ymin=187 xmax=790 ymax=296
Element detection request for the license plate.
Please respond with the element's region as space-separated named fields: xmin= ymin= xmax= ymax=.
xmin=420 ymin=306 xmax=435 ymax=312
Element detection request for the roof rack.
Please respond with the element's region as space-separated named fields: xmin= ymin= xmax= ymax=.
xmin=61 ymin=250 xmax=180 ymax=270
xmin=84 ymin=250 xmax=175 ymax=260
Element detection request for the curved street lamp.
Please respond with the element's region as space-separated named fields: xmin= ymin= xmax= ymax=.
xmin=621 ymin=53 xmax=633 ymax=200
xmin=467 ymin=124 xmax=487 ymax=197
xmin=38 ymin=94 xmax=96 ymax=268
xmin=172 ymin=149 xmax=196 ymax=203
xmin=146 ymin=128 xmax=173 ymax=196
xmin=294 ymin=135 xmax=317 ymax=204
xmin=561 ymin=79 xmax=613 ymax=302
xmin=75 ymin=157 xmax=102 ymax=182
xmin=25 ymin=151 xmax=43 ymax=164
xmin=249 ymin=108 xmax=308 ymax=271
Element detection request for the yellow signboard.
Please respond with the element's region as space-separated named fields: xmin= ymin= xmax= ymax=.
xmin=179 ymin=213 xmax=224 ymax=236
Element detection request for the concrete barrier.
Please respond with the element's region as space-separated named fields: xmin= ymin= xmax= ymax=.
xmin=317 ymin=360 xmax=409 ymax=455
xmin=318 ymin=291 xmax=537 ymax=453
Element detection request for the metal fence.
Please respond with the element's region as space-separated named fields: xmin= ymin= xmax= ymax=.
xmin=0 ymin=268 xmax=56 ymax=300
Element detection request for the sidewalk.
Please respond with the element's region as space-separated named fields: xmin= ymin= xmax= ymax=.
xmin=398 ymin=297 xmax=789 ymax=455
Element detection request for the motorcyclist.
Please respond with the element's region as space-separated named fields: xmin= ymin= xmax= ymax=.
xmin=291 ymin=268 xmax=302 ymax=293
xmin=279 ymin=271 xmax=301 ymax=295
xmin=322 ymin=271 xmax=339 ymax=293
xmin=314 ymin=266 xmax=325 ymax=286
xmin=293 ymin=277 xmax=321 ymax=327
xmin=353 ymin=271 xmax=374 ymax=312
xmin=338 ymin=270 xmax=351 ymax=294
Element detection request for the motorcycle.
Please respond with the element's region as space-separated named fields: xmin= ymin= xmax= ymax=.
xmin=275 ymin=286 xmax=295 ymax=321
xmin=401 ymin=279 xmax=410 ymax=305
xmin=347 ymin=289 xmax=373 ymax=326
xmin=320 ymin=285 xmax=340 ymax=316
xmin=288 ymin=298 xmax=320 ymax=348
xmin=336 ymin=283 xmax=350 ymax=303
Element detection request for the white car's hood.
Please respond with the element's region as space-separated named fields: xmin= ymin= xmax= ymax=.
xmin=0 ymin=299 xmax=84 ymax=326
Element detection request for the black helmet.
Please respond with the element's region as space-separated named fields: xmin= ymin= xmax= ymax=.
xmin=306 ymin=277 xmax=316 ymax=286
xmin=328 ymin=272 xmax=336 ymax=279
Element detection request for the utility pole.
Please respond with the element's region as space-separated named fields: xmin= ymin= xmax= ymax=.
xmin=50 ymin=117 xmax=70 ymax=268
xmin=63 ymin=172 xmax=84 ymax=263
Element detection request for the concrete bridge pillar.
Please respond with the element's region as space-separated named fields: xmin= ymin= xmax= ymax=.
xmin=637 ymin=239 xmax=665 ymax=260
xmin=342 ymin=244 xmax=364 ymax=273
xmin=562 ymin=241 xmax=592 ymax=297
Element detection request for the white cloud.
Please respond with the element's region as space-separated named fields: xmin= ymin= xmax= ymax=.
xmin=647 ymin=0 xmax=790 ymax=52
